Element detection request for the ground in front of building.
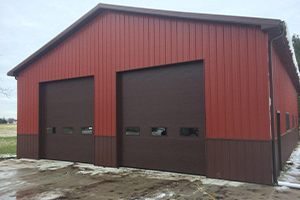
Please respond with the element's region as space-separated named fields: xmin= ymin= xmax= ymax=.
xmin=1 ymin=157 xmax=300 ymax=200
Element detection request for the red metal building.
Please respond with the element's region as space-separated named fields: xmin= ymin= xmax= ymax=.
xmin=7 ymin=4 xmax=299 ymax=185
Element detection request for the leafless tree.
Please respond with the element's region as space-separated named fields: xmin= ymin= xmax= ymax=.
xmin=0 ymin=78 xmax=12 ymax=98
xmin=7 ymin=118 xmax=14 ymax=123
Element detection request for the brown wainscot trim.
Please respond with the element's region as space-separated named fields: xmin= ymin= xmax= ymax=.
xmin=280 ymin=128 xmax=299 ymax=169
xmin=206 ymin=138 xmax=273 ymax=185
xmin=94 ymin=135 xmax=117 ymax=167
xmin=17 ymin=134 xmax=39 ymax=159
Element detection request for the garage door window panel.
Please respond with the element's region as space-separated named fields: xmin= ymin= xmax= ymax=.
xmin=63 ymin=127 xmax=74 ymax=134
xmin=151 ymin=127 xmax=167 ymax=136
xmin=125 ymin=127 xmax=140 ymax=135
xmin=81 ymin=126 xmax=93 ymax=134
xmin=180 ymin=128 xmax=198 ymax=137
xmin=47 ymin=127 xmax=55 ymax=134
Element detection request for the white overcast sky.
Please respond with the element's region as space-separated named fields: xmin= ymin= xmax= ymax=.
xmin=0 ymin=0 xmax=299 ymax=119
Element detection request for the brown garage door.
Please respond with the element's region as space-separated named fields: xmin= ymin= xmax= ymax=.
xmin=118 ymin=60 xmax=205 ymax=175
xmin=41 ymin=76 xmax=94 ymax=163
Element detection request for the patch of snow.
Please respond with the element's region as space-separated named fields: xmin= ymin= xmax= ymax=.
xmin=286 ymin=160 xmax=293 ymax=165
xmin=200 ymin=177 xmax=215 ymax=185
xmin=0 ymin=177 xmax=29 ymax=195
xmin=227 ymin=181 xmax=244 ymax=187
xmin=75 ymin=163 xmax=121 ymax=172
xmin=18 ymin=158 xmax=36 ymax=162
xmin=278 ymin=142 xmax=300 ymax=184
xmin=74 ymin=164 xmax=135 ymax=176
xmin=275 ymin=185 xmax=289 ymax=190
xmin=284 ymin=23 xmax=300 ymax=79
xmin=155 ymin=193 xmax=166 ymax=198
xmin=209 ymin=179 xmax=229 ymax=186
xmin=199 ymin=177 xmax=243 ymax=187
xmin=145 ymin=192 xmax=172 ymax=200
xmin=168 ymin=191 xmax=174 ymax=196
xmin=0 ymin=171 xmax=17 ymax=180
xmin=278 ymin=181 xmax=300 ymax=189
xmin=33 ymin=189 xmax=68 ymax=200
xmin=133 ymin=169 xmax=199 ymax=182
xmin=0 ymin=154 xmax=16 ymax=159
xmin=281 ymin=175 xmax=296 ymax=183
xmin=37 ymin=160 xmax=73 ymax=171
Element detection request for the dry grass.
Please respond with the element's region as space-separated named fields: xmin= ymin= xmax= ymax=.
xmin=0 ymin=124 xmax=17 ymax=156
xmin=0 ymin=124 xmax=17 ymax=137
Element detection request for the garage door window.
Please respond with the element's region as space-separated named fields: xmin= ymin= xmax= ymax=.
xmin=81 ymin=126 xmax=93 ymax=134
xmin=125 ymin=127 xmax=140 ymax=135
xmin=63 ymin=127 xmax=74 ymax=134
xmin=151 ymin=127 xmax=167 ymax=136
xmin=47 ymin=127 xmax=55 ymax=134
xmin=180 ymin=128 xmax=198 ymax=137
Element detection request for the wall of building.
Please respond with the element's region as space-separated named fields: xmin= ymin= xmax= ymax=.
xmin=273 ymin=44 xmax=299 ymax=171
xmin=17 ymin=11 xmax=271 ymax=139
xmin=17 ymin=11 xmax=273 ymax=184
xmin=273 ymin=45 xmax=298 ymax=133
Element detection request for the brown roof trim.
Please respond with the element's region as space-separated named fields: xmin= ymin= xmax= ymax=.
xmin=6 ymin=3 xmax=291 ymax=78
xmin=98 ymin=3 xmax=282 ymax=26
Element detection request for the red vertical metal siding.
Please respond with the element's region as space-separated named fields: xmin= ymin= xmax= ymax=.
xmin=273 ymin=44 xmax=298 ymax=136
xmin=17 ymin=11 xmax=272 ymax=140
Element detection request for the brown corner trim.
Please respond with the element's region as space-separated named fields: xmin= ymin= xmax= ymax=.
xmin=206 ymin=138 xmax=273 ymax=185
xmin=94 ymin=135 xmax=117 ymax=167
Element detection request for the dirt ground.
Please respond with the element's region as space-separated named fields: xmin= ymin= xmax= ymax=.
xmin=0 ymin=159 xmax=300 ymax=200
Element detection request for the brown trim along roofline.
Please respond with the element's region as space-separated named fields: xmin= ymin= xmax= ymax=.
xmin=6 ymin=3 xmax=300 ymax=92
